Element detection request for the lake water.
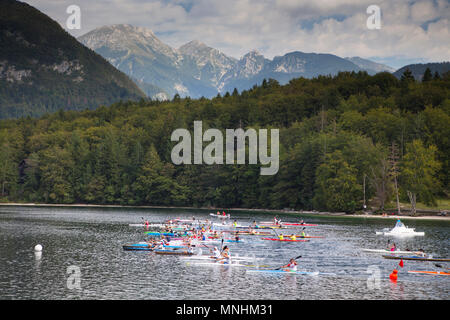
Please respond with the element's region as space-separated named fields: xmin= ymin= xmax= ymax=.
xmin=0 ymin=206 xmax=449 ymax=300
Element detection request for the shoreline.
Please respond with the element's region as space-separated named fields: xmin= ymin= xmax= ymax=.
xmin=1 ymin=202 xmax=449 ymax=221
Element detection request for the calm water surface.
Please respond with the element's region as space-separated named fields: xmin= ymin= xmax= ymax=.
xmin=0 ymin=206 xmax=449 ymax=300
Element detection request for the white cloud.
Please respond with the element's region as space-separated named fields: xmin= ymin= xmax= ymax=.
xmin=22 ymin=0 xmax=450 ymax=68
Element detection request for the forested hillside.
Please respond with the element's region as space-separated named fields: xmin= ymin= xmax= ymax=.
xmin=0 ymin=71 xmax=449 ymax=214
xmin=0 ymin=0 xmax=145 ymax=119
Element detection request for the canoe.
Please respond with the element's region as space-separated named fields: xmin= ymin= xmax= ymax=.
xmin=246 ymin=269 xmax=335 ymax=276
xmin=261 ymin=238 xmax=310 ymax=242
xmin=382 ymin=255 xmax=450 ymax=262
xmin=408 ymin=270 xmax=450 ymax=276
xmin=362 ymin=249 xmax=426 ymax=255
xmin=154 ymin=249 xmax=193 ymax=256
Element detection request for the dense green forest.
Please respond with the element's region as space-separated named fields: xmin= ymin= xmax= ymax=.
xmin=0 ymin=70 xmax=449 ymax=214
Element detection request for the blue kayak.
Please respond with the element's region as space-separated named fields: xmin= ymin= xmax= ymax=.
xmin=123 ymin=243 xmax=186 ymax=251
xmin=123 ymin=245 xmax=153 ymax=251
xmin=145 ymin=232 xmax=177 ymax=236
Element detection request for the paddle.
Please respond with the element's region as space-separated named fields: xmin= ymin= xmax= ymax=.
xmin=275 ymin=255 xmax=302 ymax=270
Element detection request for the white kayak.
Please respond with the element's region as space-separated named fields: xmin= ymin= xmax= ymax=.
xmin=185 ymin=261 xmax=250 ymax=267
xmin=209 ymin=213 xmax=231 ymax=219
xmin=180 ymin=255 xmax=263 ymax=261
xmin=362 ymin=249 xmax=426 ymax=255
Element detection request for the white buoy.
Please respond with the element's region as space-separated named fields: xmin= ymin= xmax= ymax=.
xmin=34 ymin=244 xmax=43 ymax=252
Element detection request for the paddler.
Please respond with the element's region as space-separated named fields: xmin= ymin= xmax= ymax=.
xmin=223 ymin=211 xmax=226 ymax=216
xmin=389 ymin=242 xmax=397 ymax=251
xmin=278 ymin=234 xmax=284 ymax=240
xmin=217 ymin=246 xmax=231 ymax=264
xmin=281 ymin=258 xmax=298 ymax=272
xmin=290 ymin=234 xmax=296 ymax=240
xmin=233 ymin=220 xmax=238 ymax=227
xmin=300 ymin=231 xmax=306 ymax=238
xmin=210 ymin=246 xmax=221 ymax=259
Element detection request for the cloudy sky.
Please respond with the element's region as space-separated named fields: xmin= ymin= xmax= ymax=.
xmin=23 ymin=0 xmax=450 ymax=68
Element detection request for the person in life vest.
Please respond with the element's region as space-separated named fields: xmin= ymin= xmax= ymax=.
xmin=281 ymin=258 xmax=298 ymax=272
xmin=301 ymin=231 xmax=306 ymax=238
xmin=278 ymin=234 xmax=284 ymax=240
xmin=233 ymin=220 xmax=238 ymax=227
xmin=223 ymin=211 xmax=226 ymax=216
xmin=290 ymin=234 xmax=297 ymax=240
xmin=390 ymin=242 xmax=397 ymax=251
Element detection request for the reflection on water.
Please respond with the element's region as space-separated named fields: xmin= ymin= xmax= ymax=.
xmin=0 ymin=206 xmax=448 ymax=300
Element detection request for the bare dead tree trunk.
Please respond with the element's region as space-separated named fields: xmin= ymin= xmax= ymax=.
xmin=407 ymin=190 xmax=416 ymax=216
xmin=394 ymin=176 xmax=401 ymax=215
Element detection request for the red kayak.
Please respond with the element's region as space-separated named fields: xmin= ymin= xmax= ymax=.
xmin=261 ymin=238 xmax=310 ymax=242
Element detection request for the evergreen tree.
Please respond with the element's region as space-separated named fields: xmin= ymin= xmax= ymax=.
xmin=422 ymin=68 xmax=432 ymax=82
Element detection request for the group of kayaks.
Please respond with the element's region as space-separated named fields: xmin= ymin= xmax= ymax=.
xmin=125 ymin=215 xmax=449 ymax=278
xmin=123 ymin=214 xmax=331 ymax=274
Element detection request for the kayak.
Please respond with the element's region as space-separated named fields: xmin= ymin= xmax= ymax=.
xmin=145 ymin=232 xmax=178 ymax=236
xmin=231 ymin=231 xmax=273 ymax=236
xmin=154 ymin=249 xmax=193 ymax=256
xmin=362 ymin=249 xmax=426 ymax=255
xmin=272 ymin=235 xmax=324 ymax=239
xmin=408 ymin=270 xmax=450 ymax=276
xmin=185 ymin=261 xmax=249 ymax=267
xmin=246 ymin=269 xmax=336 ymax=276
xmin=123 ymin=245 xmax=153 ymax=251
xmin=259 ymin=222 xmax=318 ymax=227
xmin=209 ymin=213 xmax=230 ymax=219
xmin=382 ymin=255 xmax=450 ymax=262
xmin=281 ymin=223 xmax=318 ymax=227
xmin=261 ymin=238 xmax=310 ymax=242
xmin=180 ymin=255 xmax=263 ymax=261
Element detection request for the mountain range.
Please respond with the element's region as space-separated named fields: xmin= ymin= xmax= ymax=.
xmin=78 ymin=24 xmax=396 ymax=100
xmin=0 ymin=0 xmax=145 ymax=119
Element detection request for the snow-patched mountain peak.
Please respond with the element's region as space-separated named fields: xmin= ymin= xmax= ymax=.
xmin=235 ymin=50 xmax=268 ymax=77
xmin=79 ymin=24 xmax=181 ymax=62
